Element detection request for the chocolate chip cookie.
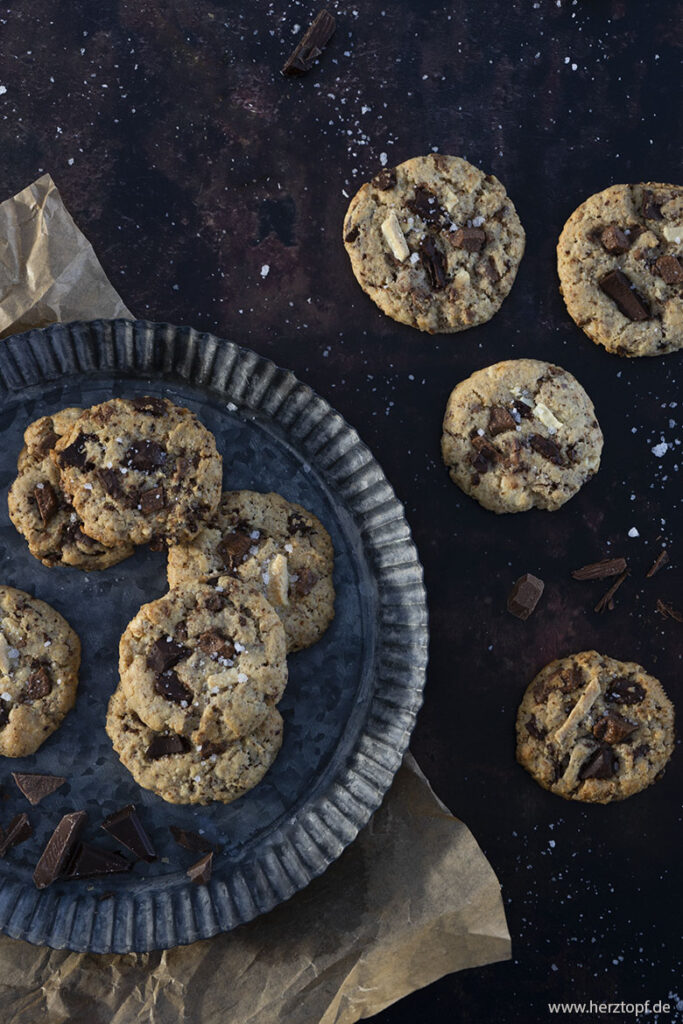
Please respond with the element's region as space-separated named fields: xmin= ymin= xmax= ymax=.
xmin=8 ymin=409 xmax=135 ymax=570
xmin=0 ymin=586 xmax=81 ymax=757
xmin=167 ymin=490 xmax=335 ymax=652
xmin=52 ymin=396 xmax=222 ymax=547
xmin=119 ymin=577 xmax=288 ymax=745
xmin=106 ymin=686 xmax=283 ymax=805
xmin=557 ymin=183 xmax=683 ymax=356
xmin=441 ymin=359 xmax=603 ymax=513
xmin=343 ymin=154 xmax=525 ymax=333
xmin=516 ymin=651 xmax=675 ymax=803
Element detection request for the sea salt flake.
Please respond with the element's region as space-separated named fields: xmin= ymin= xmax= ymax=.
xmin=237 ymin=672 xmax=248 ymax=683
xmin=652 ymin=442 xmax=668 ymax=457
xmin=628 ymin=527 xmax=640 ymax=538
xmin=260 ymin=264 xmax=270 ymax=278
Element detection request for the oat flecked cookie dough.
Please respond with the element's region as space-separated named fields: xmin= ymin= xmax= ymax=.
xmin=8 ymin=408 xmax=135 ymax=570
xmin=557 ymin=182 xmax=683 ymax=357
xmin=343 ymin=154 xmax=525 ymax=334
xmin=167 ymin=490 xmax=335 ymax=652
xmin=52 ymin=396 xmax=222 ymax=547
xmin=441 ymin=359 xmax=603 ymax=513
xmin=106 ymin=686 xmax=283 ymax=805
xmin=516 ymin=651 xmax=675 ymax=803
xmin=0 ymin=586 xmax=81 ymax=757
xmin=119 ymin=578 xmax=288 ymax=746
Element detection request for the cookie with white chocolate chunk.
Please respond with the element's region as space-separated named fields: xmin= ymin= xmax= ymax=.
xmin=166 ymin=491 xmax=335 ymax=652
xmin=441 ymin=359 xmax=603 ymax=513
xmin=343 ymin=154 xmax=525 ymax=333
xmin=557 ymin=182 xmax=683 ymax=356
xmin=516 ymin=651 xmax=675 ymax=803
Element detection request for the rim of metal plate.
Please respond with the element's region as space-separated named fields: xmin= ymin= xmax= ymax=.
xmin=0 ymin=319 xmax=429 ymax=953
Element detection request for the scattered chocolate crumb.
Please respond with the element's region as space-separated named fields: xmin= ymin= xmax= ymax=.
xmin=571 ymin=557 xmax=627 ymax=581
xmin=507 ymin=574 xmax=545 ymax=620
xmin=594 ymin=571 xmax=628 ymax=613
xmin=281 ymin=9 xmax=336 ymax=76
xmin=656 ymin=598 xmax=683 ymax=623
xmin=646 ymin=549 xmax=669 ymax=578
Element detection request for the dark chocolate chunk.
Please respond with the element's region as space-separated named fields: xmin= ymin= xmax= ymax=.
xmin=344 ymin=225 xmax=359 ymax=244
xmin=292 ymin=568 xmax=319 ymax=598
xmin=578 ymin=746 xmax=616 ymax=781
xmin=0 ymin=813 xmax=33 ymax=857
xmin=198 ymin=630 xmax=236 ymax=661
xmin=34 ymin=482 xmax=59 ymax=525
xmin=139 ymin=485 xmax=166 ymax=515
xmin=571 ymin=557 xmax=627 ymax=581
xmin=529 ymin=434 xmax=564 ymax=465
xmin=594 ymin=571 xmax=628 ymax=613
xmin=97 ymin=468 xmax=123 ymax=497
xmin=204 ymin=592 xmax=225 ymax=612
xmin=65 ymin=842 xmax=132 ymax=879
xmin=605 ymin=678 xmax=646 ymax=705
xmin=25 ymin=665 xmax=52 ymax=700
xmin=599 ymin=225 xmax=631 ymax=254
xmin=101 ymin=805 xmax=156 ymax=862
xmin=186 ymin=851 xmax=213 ymax=885
xmin=145 ymin=733 xmax=191 ymax=760
xmin=592 ymin=711 xmax=638 ymax=745
xmin=33 ymin=810 xmax=87 ymax=888
xmin=512 ymin=400 xmax=534 ymax=420
xmin=130 ymin=396 xmax=167 ymax=416
xmin=0 ymin=702 xmax=10 ymax=728
xmin=451 ymin=227 xmax=486 ymax=252
xmin=641 ymin=189 xmax=662 ymax=220
xmin=147 ymin=637 xmax=191 ymax=674
xmin=407 ymin=186 xmax=447 ymax=226
xmin=11 ymin=772 xmax=66 ymax=806
xmin=125 ymin=439 xmax=167 ymax=472
xmin=632 ymin=743 xmax=650 ymax=759
xmin=525 ymin=715 xmax=547 ymax=740
xmin=154 ymin=669 xmax=193 ymax=706
xmin=656 ymin=598 xmax=683 ymax=622
xmin=533 ymin=664 xmax=583 ymax=703
xmin=507 ymin=574 xmax=545 ymax=620
xmin=372 ymin=167 xmax=397 ymax=191
xmin=419 ymin=236 xmax=448 ymax=290
xmin=217 ymin=530 xmax=253 ymax=567
xmin=170 ymin=825 xmax=216 ymax=854
xmin=646 ymin=549 xmax=669 ymax=578
xmin=36 ymin=428 xmax=59 ymax=455
xmin=484 ymin=257 xmax=500 ymax=283
xmin=281 ymin=9 xmax=336 ymax=76
xmin=59 ymin=433 xmax=95 ymax=470
xmin=198 ymin=740 xmax=228 ymax=759
xmin=488 ymin=405 xmax=516 ymax=436
xmin=599 ymin=269 xmax=649 ymax=321
xmin=654 ymin=254 xmax=683 ymax=284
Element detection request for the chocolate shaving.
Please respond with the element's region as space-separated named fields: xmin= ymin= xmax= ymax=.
xmin=11 ymin=773 xmax=65 ymax=806
xmin=281 ymin=9 xmax=336 ymax=76
xmin=529 ymin=434 xmax=564 ymax=465
xmin=419 ymin=236 xmax=448 ymax=290
xmin=507 ymin=574 xmax=544 ymax=621
xmin=147 ymin=637 xmax=190 ymax=674
xmin=571 ymin=557 xmax=627 ymax=581
xmin=594 ymin=571 xmax=628 ymax=613
xmin=33 ymin=811 xmax=87 ymax=888
xmin=407 ymin=186 xmax=447 ymax=226
xmin=451 ymin=227 xmax=486 ymax=252
xmin=139 ymin=484 xmax=166 ymax=515
xmin=130 ymin=396 xmax=167 ymax=416
xmin=488 ymin=405 xmax=516 ymax=436
xmin=654 ymin=254 xmax=683 ymax=284
xmin=656 ymin=598 xmax=683 ymax=623
xmin=0 ymin=813 xmax=33 ymax=857
xmin=599 ymin=269 xmax=649 ymax=321
xmin=599 ymin=225 xmax=631 ymax=254
xmin=170 ymin=826 xmax=216 ymax=854
xmin=145 ymin=733 xmax=191 ymax=760
xmin=578 ymin=746 xmax=615 ymax=781
xmin=646 ymin=549 xmax=669 ymax=578
xmin=34 ymin=482 xmax=59 ymax=525
xmin=101 ymin=805 xmax=156 ymax=862
xmin=372 ymin=168 xmax=396 ymax=191
xmin=154 ymin=669 xmax=194 ymax=706
xmin=186 ymin=851 xmax=213 ymax=885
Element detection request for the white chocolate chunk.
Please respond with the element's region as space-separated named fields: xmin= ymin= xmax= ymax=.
xmin=0 ymin=633 xmax=9 ymax=675
xmin=533 ymin=402 xmax=563 ymax=433
xmin=552 ymin=678 xmax=601 ymax=750
xmin=662 ymin=224 xmax=683 ymax=244
xmin=381 ymin=212 xmax=410 ymax=262
xmin=267 ymin=554 xmax=289 ymax=608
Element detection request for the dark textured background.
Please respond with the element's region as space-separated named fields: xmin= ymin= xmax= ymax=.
xmin=0 ymin=0 xmax=681 ymax=1019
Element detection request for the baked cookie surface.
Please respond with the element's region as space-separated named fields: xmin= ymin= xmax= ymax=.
xmin=557 ymin=182 xmax=683 ymax=357
xmin=0 ymin=586 xmax=81 ymax=757
xmin=441 ymin=359 xmax=603 ymax=514
xmin=343 ymin=154 xmax=525 ymax=333
xmin=119 ymin=577 xmax=288 ymax=745
xmin=52 ymin=396 xmax=222 ymax=547
xmin=167 ymin=490 xmax=335 ymax=652
xmin=106 ymin=686 xmax=283 ymax=805
xmin=516 ymin=651 xmax=675 ymax=803
xmin=8 ymin=409 xmax=135 ymax=570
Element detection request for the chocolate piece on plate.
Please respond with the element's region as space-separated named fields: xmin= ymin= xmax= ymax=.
xmin=12 ymin=772 xmax=66 ymax=806
xmin=101 ymin=805 xmax=156 ymax=862
xmin=187 ymin=852 xmax=213 ymax=885
xmin=571 ymin=557 xmax=627 ymax=581
xmin=65 ymin=842 xmax=132 ymax=879
xmin=281 ymin=9 xmax=336 ymax=76
xmin=0 ymin=813 xmax=33 ymax=857
xmin=507 ymin=574 xmax=545 ymax=620
xmin=33 ymin=811 xmax=87 ymax=888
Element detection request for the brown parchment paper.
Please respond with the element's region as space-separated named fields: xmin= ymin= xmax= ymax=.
xmin=0 ymin=174 xmax=132 ymax=338
xmin=0 ymin=176 xmax=511 ymax=1024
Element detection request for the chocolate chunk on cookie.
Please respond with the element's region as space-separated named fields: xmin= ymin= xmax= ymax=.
xmin=516 ymin=651 xmax=675 ymax=803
